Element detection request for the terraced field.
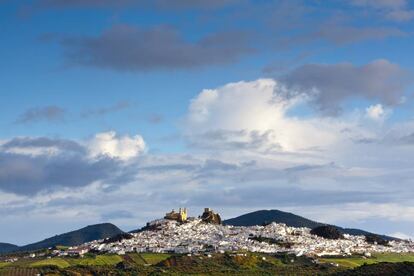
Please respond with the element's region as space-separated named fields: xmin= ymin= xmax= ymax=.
xmin=319 ymin=253 xmax=414 ymax=268
xmin=0 ymin=252 xmax=413 ymax=275
xmin=140 ymin=253 xmax=171 ymax=264
xmin=72 ymin=254 xmax=123 ymax=266
xmin=30 ymin=258 xmax=70 ymax=268
xmin=0 ymin=267 xmax=40 ymax=276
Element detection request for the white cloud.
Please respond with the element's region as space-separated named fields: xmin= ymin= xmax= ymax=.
xmin=4 ymin=79 xmax=414 ymax=243
xmin=185 ymin=79 xmax=367 ymax=153
xmin=365 ymin=104 xmax=390 ymax=121
xmin=88 ymin=131 xmax=146 ymax=160
xmin=390 ymin=232 xmax=413 ymax=240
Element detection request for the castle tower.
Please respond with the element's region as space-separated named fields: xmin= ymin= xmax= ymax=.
xmin=179 ymin=207 xmax=188 ymax=222
xmin=165 ymin=207 xmax=188 ymax=222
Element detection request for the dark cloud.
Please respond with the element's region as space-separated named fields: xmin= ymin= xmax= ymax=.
xmin=34 ymin=0 xmax=136 ymax=9
xmin=139 ymin=159 xmax=240 ymax=174
xmin=313 ymin=25 xmax=405 ymax=45
xmin=33 ymin=0 xmax=237 ymax=10
xmin=350 ymin=0 xmax=414 ymax=22
xmin=281 ymin=59 xmax=411 ymax=115
xmin=276 ymin=23 xmax=405 ymax=51
xmin=284 ymin=162 xmax=336 ymax=173
xmin=37 ymin=1 xmax=408 ymax=73
xmin=81 ymin=101 xmax=130 ymax=118
xmin=147 ymin=114 xmax=163 ymax=124
xmin=101 ymin=210 xmax=134 ymax=221
xmin=0 ymin=137 xmax=134 ymax=195
xmin=186 ymin=130 xmax=282 ymax=152
xmin=0 ymin=152 xmax=122 ymax=195
xmin=15 ymin=105 xmax=65 ymax=124
xmin=399 ymin=133 xmax=414 ymax=144
xmin=153 ymin=0 xmax=238 ymax=10
xmin=1 ymin=137 xmax=85 ymax=154
xmin=57 ymin=25 xmax=253 ymax=71
xmin=157 ymin=185 xmax=393 ymax=210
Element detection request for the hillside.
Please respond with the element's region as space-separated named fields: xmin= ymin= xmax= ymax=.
xmin=0 ymin=243 xmax=19 ymax=254
xmin=224 ymin=209 xmax=322 ymax=228
xmin=15 ymin=223 xmax=124 ymax=253
xmin=223 ymin=210 xmax=395 ymax=240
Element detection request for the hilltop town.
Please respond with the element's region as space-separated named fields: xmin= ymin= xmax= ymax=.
xmin=61 ymin=208 xmax=414 ymax=258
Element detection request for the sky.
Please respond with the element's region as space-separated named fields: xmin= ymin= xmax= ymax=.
xmin=1 ymin=0 xmax=414 ymax=245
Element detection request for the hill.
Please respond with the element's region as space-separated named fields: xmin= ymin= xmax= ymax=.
xmin=10 ymin=223 xmax=124 ymax=253
xmin=19 ymin=223 xmax=124 ymax=252
xmin=0 ymin=243 xmax=19 ymax=254
xmin=223 ymin=209 xmax=396 ymax=240
xmin=224 ymin=209 xmax=321 ymax=228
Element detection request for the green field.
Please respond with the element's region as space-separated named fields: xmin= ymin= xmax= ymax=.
xmin=1 ymin=252 xmax=414 ymax=275
xmin=127 ymin=253 xmax=147 ymax=265
xmin=30 ymin=258 xmax=71 ymax=268
xmin=29 ymin=254 xmax=124 ymax=267
xmin=71 ymin=254 xmax=123 ymax=266
xmin=319 ymin=253 xmax=414 ymax=268
xmin=140 ymin=253 xmax=171 ymax=264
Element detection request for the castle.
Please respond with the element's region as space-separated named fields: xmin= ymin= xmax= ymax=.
xmin=200 ymin=208 xmax=222 ymax=225
xmin=164 ymin=207 xmax=222 ymax=224
xmin=164 ymin=208 xmax=188 ymax=222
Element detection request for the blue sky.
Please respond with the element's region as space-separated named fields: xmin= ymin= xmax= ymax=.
xmin=2 ymin=0 xmax=414 ymax=244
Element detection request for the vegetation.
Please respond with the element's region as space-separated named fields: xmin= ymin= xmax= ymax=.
xmin=0 ymin=243 xmax=19 ymax=254
xmin=0 ymin=223 xmax=124 ymax=254
xmin=17 ymin=223 xmax=124 ymax=252
xmin=126 ymin=253 xmax=147 ymax=265
xmin=102 ymin=232 xmax=133 ymax=244
xmin=30 ymin=258 xmax=70 ymax=268
xmin=248 ymin=236 xmax=294 ymax=248
xmin=1 ymin=252 xmax=414 ymax=275
xmin=335 ymin=262 xmax=414 ymax=275
xmin=73 ymin=254 xmax=123 ymax=266
xmin=365 ymin=234 xmax=389 ymax=245
xmin=319 ymin=253 xmax=414 ymax=268
xmin=140 ymin=253 xmax=171 ymax=264
xmin=223 ymin=210 xmax=396 ymax=240
xmin=311 ymin=225 xmax=344 ymax=240
xmin=223 ymin=209 xmax=323 ymax=228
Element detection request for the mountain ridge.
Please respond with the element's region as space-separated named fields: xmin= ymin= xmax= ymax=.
xmin=1 ymin=209 xmax=397 ymax=255
xmin=223 ymin=209 xmax=396 ymax=240
xmin=0 ymin=223 xmax=124 ymax=254
xmin=0 ymin=243 xmax=19 ymax=254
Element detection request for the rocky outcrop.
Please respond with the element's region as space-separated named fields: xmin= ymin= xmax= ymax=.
xmin=310 ymin=225 xmax=344 ymax=240
xmin=200 ymin=208 xmax=222 ymax=224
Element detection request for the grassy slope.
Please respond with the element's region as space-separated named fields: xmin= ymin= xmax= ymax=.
xmin=30 ymin=258 xmax=71 ymax=268
xmin=73 ymin=254 xmax=123 ymax=266
xmin=140 ymin=253 xmax=171 ymax=264
xmin=319 ymin=253 xmax=414 ymax=268
xmin=18 ymin=223 xmax=124 ymax=252
xmin=127 ymin=253 xmax=147 ymax=265
xmin=1 ymin=252 xmax=414 ymax=275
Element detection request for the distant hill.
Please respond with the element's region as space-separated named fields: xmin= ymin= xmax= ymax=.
xmin=0 ymin=223 xmax=124 ymax=254
xmin=224 ymin=210 xmax=321 ymax=228
xmin=0 ymin=243 xmax=19 ymax=254
xmin=223 ymin=209 xmax=396 ymax=240
xmin=18 ymin=223 xmax=124 ymax=252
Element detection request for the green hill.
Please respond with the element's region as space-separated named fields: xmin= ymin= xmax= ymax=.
xmin=223 ymin=209 xmax=396 ymax=240
xmin=0 ymin=243 xmax=19 ymax=254
xmin=6 ymin=223 xmax=124 ymax=253
xmin=224 ymin=209 xmax=321 ymax=228
xmin=19 ymin=223 xmax=124 ymax=252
